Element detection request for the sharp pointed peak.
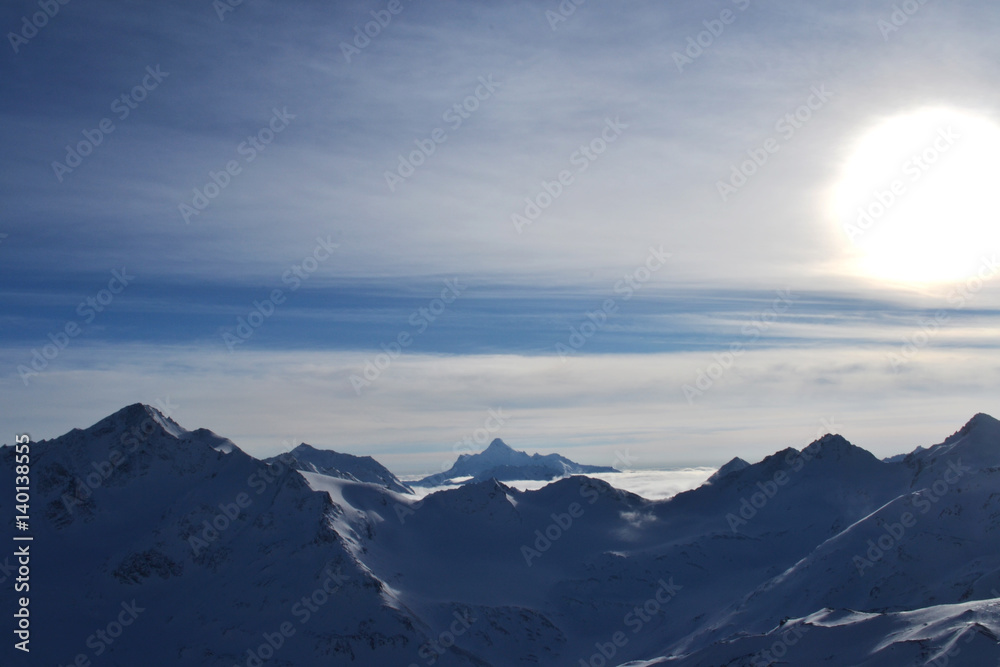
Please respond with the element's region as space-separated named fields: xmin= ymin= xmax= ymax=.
xmin=485 ymin=438 xmax=513 ymax=451
xmin=708 ymin=456 xmax=751 ymax=483
xmin=93 ymin=403 xmax=185 ymax=437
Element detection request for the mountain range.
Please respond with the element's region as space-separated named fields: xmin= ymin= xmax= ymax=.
xmin=3 ymin=405 xmax=1000 ymax=665
xmin=413 ymin=437 xmax=617 ymax=487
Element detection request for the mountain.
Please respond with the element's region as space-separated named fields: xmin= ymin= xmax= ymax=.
xmin=414 ymin=437 xmax=617 ymax=486
xmin=0 ymin=404 xmax=469 ymax=666
xmin=706 ymin=455 xmax=749 ymax=483
xmin=4 ymin=406 xmax=1000 ymax=666
xmin=268 ymin=443 xmax=413 ymax=494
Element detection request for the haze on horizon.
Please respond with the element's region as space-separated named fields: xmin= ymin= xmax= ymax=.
xmin=2 ymin=0 xmax=999 ymax=474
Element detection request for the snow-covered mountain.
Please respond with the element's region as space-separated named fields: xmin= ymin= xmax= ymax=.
xmin=268 ymin=443 xmax=413 ymax=494
xmin=0 ymin=405 xmax=458 ymax=666
xmin=3 ymin=406 xmax=1000 ymax=666
xmin=414 ymin=437 xmax=617 ymax=487
xmin=706 ymin=455 xmax=750 ymax=483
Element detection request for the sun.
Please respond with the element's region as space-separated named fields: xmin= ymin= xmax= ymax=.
xmin=831 ymin=107 xmax=1000 ymax=286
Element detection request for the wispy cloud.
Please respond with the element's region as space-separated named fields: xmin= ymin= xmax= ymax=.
xmin=3 ymin=0 xmax=999 ymax=466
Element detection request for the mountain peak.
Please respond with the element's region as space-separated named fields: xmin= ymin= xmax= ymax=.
xmin=801 ymin=433 xmax=876 ymax=463
xmin=935 ymin=412 xmax=1000 ymax=452
xmin=907 ymin=412 xmax=1000 ymax=470
xmin=485 ymin=438 xmax=513 ymax=452
xmin=708 ymin=456 xmax=750 ymax=484
xmin=91 ymin=403 xmax=185 ymax=438
xmin=415 ymin=438 xmax=615 ymax=487
xmin=957 ymin=412 xmax=1000 ymax=437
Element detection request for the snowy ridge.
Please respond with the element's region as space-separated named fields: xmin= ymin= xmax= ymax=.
xmin=269 ymin=443 xmax=413 ymax=494
xmin=2 ymin=406 xmax=1000 ymax=665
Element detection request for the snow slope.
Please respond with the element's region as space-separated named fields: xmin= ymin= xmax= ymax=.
xmin=3 ymin=406 xmax=1000 ymax=666
xmin=268 ymin=443 xmax=413 ymax=494
xmin=0 ymin=405 xmax=477 ymax=666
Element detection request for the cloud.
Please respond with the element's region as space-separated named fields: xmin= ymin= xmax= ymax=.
xmin=4 ymin=0 xmax=998 ymax=287
xmin=408 ymin=469 xmax=718 ymax=503
xmin=3 ymin=0 xmax=1000 ymax=472
xmin=2 ymin=343 xmax=998 ymax=474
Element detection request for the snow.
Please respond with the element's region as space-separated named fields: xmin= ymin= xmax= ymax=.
xmin=4 ymin=405 xmax=1000 ymax=666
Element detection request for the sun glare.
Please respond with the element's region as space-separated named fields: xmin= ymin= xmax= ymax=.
xmin=832 ymin=107 xmax=1000 ymax=286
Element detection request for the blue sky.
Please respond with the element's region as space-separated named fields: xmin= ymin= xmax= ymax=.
xmin=3 ymin=0 xmax=1000 ymax=473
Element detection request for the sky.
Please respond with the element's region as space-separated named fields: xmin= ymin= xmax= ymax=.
xmin=2 ymin=0 xmax=1000 ymax=474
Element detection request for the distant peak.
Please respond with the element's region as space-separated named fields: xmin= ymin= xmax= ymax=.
xmin=802 ymin=433 xmax=873 ymax=462
xmin=485 ymin=438 xmax=513 ymax=452
xmin=708 ymin=457 xmax=750 ymax=484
